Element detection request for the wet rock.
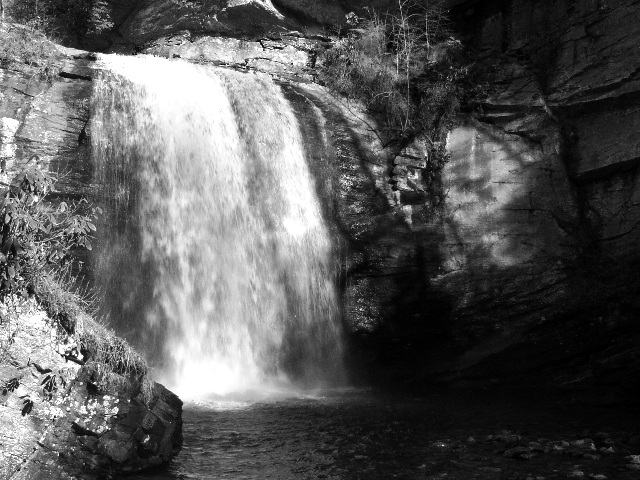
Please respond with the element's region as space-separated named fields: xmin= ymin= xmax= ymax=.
xmin=503 ymin=446 xmax=537 ymax=460
xmin=626 ymin=454 xmax=640 ymax=470
xmin=488 ymin=432 xmax=522 ymax=448
xmin=528 ymin=441 xmax=545 ymax=453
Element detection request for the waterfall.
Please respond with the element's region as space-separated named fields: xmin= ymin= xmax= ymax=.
xmin=90 ymin=55 xmax=344 ymax=398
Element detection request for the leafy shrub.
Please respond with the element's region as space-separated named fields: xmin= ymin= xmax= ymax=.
xmin=1 ymin=376 xmax=19 ymax=395
xmin=0 ymin=158 xmax=100 ymax=302
xmin=3 ymin=0 xmax=88 ymax=37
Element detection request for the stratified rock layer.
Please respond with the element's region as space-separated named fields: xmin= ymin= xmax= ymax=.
xmin=266 ymin=0 xmax=640 ymax=389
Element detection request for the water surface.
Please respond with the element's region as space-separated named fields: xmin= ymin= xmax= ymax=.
xmin=127 ymin=388 xmax=640 ymax=480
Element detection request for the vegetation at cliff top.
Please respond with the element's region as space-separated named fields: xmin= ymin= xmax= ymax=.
xmin=1 ymin=0 xmax=113 ymax=46
xmin=0 ymin=22 xmax=61 ymax=78
xmin=318 ymin=0 xmax=467 ymax=150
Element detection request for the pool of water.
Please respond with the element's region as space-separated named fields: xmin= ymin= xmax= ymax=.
xmin=126 ymin=388 xmax=640 ymax=480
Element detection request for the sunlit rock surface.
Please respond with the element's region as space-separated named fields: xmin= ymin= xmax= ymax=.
xmin=142 ymin=32 xmax=321 ymax=80
xmin=118 ymin=0 xmax=290 ymax=45
xmin=108 ymin=0 xmax=394 ymax=47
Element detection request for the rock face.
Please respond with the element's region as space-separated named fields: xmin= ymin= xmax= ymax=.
xmin=0 ymin=47 xmax=94 ymax=192
xmin=11 ymin=368 xmax=182 ymax=480
xmin=264 ymin=0 xmax=640 ymax=389
xmin=142 ymin=31 xmax=324 ymax=81
xmin=119 ymin=0 xmax=291 ymax=45
xmin=89 ymin=1 xmax=398 ymax=79
xmin=359 ymin=0 xmax=640 ymax=386
xmin=104 ymin=0 xmax=393 ymax=48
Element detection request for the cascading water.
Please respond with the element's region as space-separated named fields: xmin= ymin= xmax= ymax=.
xmin=90 ymin=55 xmax=344 ymax=398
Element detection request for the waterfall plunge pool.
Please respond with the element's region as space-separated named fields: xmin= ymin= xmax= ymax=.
xmin=123 ymin=387 xmax=640 ymax=480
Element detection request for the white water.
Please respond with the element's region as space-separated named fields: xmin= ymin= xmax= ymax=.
xmin=90 ymin=55 xmax=344 ymax=398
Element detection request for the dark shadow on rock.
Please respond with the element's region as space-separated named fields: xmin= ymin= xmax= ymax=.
xmin=279 ymin=82 xmax=459 ymax=387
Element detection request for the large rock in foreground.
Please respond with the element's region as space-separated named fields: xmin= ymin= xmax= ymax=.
xmin=12 ymin=368 xmax=182 ymax=480
xmin=0 ymin=300 xmax=182 ymax=480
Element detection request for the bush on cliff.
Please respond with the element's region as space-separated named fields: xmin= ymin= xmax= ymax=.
xmin=318 ymin=0 xmax=466 ymax=148
xmin=0 ymin=158 xmax=98 ymax=303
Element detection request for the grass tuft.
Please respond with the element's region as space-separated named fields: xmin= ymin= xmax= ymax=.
xmin=29 ymin=269 xmax=151 ymax=402
xmin=78 ymin=320 xmax=148 ymax=379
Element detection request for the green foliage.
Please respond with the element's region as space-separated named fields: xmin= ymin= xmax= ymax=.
xmin=0 ymin=160 xmax=100 ymax=301
xmin=318 ymin=0 xmax=466 ymax=146
xmin=20 ymin=394 xmax=34 ymax=415
xmin=41 ymin=372 xmax=63 ymax=399
xmin=87 ymin=0 xmax=113 ymax=36
xmin=0 ymin=23 xmax=60 ymax=79
xmin=31 ymin=266 xmax=94 ymax=333
xmin=4 ymin=0 xmax=89 ymax=37
xmin=2 ymin=0 xmax=113 ymax=44
xmin=79 ymin=321 xmax=148 ymax=379
xmin=1 ymin=376 xmax=19 ymax=395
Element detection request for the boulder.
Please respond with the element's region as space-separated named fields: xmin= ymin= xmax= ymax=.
xmin=0 ymin=301 xmax=182 ymax=480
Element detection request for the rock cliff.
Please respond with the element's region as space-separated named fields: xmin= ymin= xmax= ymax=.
xmin=408 ymin=0 xmax=640 ymax=387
